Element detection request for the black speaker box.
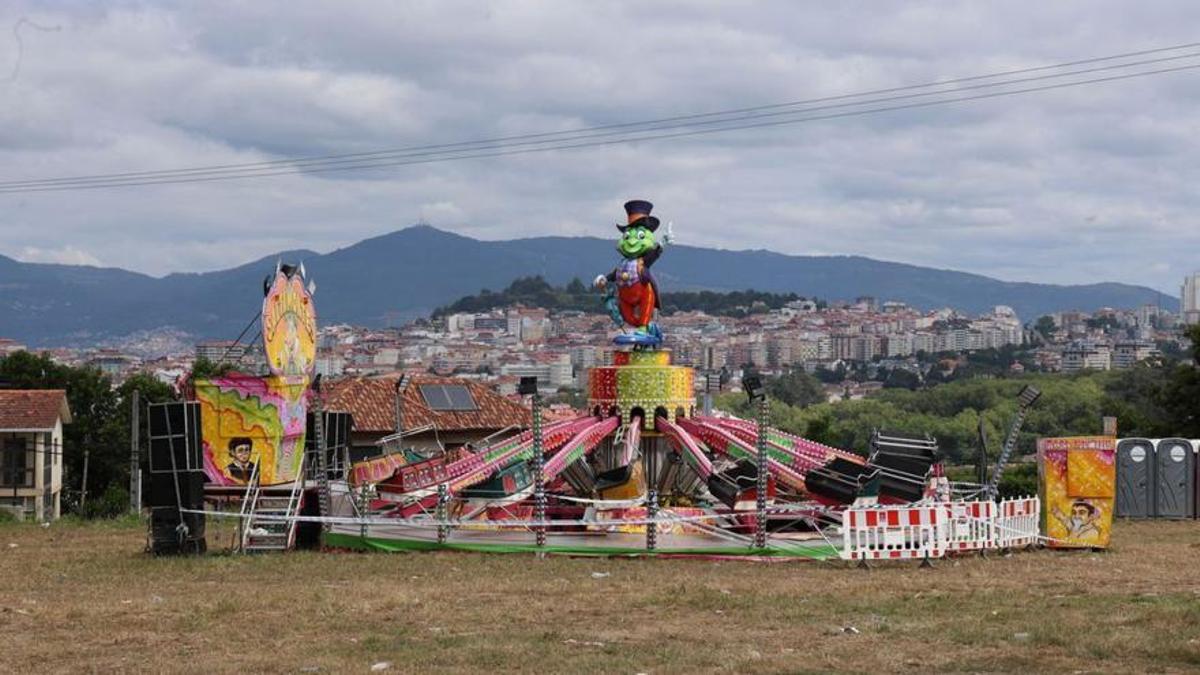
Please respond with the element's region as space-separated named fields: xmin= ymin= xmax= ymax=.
xmin=148 ymin=471 xmax=206 ymax=509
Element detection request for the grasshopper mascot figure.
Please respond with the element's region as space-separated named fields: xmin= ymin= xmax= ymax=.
xmin=594 ymin=199 xmax=673 ymax=347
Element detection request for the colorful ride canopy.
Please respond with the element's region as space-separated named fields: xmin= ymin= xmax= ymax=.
xmin=198 ymin=263 xmax=317 ymax=486
xmin=263 ymin=265 xmax=317 ymax=383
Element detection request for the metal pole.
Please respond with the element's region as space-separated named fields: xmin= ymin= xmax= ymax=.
xmin=986 ymin=407 xmax=1028 ymax=500
xmin=80 ymin=448 xmax=90 ymax=513
xmin=532 ymin=391 xmax=546 ymax=552
xmin=754 ymin=396 xmax=769 ymax=549
xmin=130 ymin=389 xmax=140 ymax=514
xmin=312 ymin=386 xmax=331 ymax=532
xmin=646 ymin=486 xmax=658 ymax=552
xmin=437 ymin=483 xmax=449 ymax=545
xmin=393 ymin=375 xmax=406 ymax=438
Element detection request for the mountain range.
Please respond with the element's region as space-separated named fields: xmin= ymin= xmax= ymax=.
xmin=0 ymin=225 xmax=1178 ymax=347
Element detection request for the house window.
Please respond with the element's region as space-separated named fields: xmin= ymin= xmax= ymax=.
xmin=2 ymin=438 xmax=33 ymax=488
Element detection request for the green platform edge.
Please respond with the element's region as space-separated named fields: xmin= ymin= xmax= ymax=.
xmin=323 ymin=532 xmax=839 ymax=560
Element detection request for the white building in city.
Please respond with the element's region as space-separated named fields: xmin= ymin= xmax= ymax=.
xmin=1182 ymin=272 xmax=1200 ymax=325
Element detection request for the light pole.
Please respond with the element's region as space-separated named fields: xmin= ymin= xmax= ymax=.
xmin=743 ymin=375 xmax=768 ymax=549
xmin=518 ymin=377 xmax=545 ymax=552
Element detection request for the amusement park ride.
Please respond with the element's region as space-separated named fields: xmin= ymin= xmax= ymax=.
xmin=148 ymin=200 xmax=1050 ymax=561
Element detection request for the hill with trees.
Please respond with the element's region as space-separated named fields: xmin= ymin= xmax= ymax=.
xmin=432 ymin=275 xmax=808 ymax=318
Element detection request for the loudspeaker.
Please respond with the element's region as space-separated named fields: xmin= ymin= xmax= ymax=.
xmin=306 ymin=411 xmax=353 ymax=450
xmin=149 ymin=506 xmax=207 ymax=555
xmin=148 ymin=471 xmax=206 ymax=509
xmin=148 ymin=402 xmax=202 ymax=473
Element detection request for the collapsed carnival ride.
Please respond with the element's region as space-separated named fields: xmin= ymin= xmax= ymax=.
xmin=321 ymin=346 xmax=954 ymax=559
xmin=150 ymin=200 xmax=1045 ymax=562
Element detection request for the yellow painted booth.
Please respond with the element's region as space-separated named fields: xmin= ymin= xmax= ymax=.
xmin=1037 ymin=436 xmax=1116 ymax=548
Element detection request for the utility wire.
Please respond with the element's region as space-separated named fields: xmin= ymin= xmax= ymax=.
xmin=8 ymin=62 xmax=1199 ymax=191
xmin=2 ymin=47 xmax=1199 ymax=193
xmin=9 ymin=48 xmax=1200 ymax=191
xmin=5 ymin=40 xmax=1200 ymax=188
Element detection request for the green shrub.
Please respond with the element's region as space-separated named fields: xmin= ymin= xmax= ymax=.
xmin=80 ymin=483 xmax=131 ymax=519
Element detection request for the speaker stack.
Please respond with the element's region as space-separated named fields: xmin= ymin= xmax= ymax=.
xmin=147 ymin=402 xmax=207 ymax=555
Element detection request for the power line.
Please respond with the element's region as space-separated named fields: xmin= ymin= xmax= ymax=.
xmin=9 ymin=39 xmax=1200 ymax=189
xmin=9 ymin=48 xmax=1200 ymax=191
xmin=6 ymin=40 xmax=1200 ymax=189
xmin=12 ymin=49 xmax=1200 ymax=191
xmin=3 ymin=47 xmax=1199 ymax=193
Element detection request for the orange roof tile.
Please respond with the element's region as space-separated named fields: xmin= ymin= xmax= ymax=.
xmin=0 ymin=390 xmax=72 ymax=430
xmin=325 ymin=373 xmax=530 ymax=433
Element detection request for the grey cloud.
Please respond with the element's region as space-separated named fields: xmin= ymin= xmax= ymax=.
xmin=1 ymin=0 xmax=1199 ymax=294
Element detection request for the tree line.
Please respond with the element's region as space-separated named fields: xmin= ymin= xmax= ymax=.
xmin=719 ymin=324 xmax=1200 ymax=467
xmin=432 ymin=275 xmax=811 ymax=319
xmin=0 ymin=351 xmax=177 ymax=518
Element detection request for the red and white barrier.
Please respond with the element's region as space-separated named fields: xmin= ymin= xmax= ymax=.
xmin=841 ymin=504 xmax=948 ymax=561
xmin=994 ymin=496 xmax=1040 ymax=549
xmin=841 ymin=496 xmax=1042 ymax=562
xmin=946 ymin=500 xmax=995 ymax=553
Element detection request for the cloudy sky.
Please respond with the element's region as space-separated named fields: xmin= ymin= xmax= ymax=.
xmin=2 ymin=1 xmax=1199 ymax=294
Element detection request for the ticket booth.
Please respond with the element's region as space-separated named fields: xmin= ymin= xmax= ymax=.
xmin=1038 ymin=436 xmax=1115 ymax=549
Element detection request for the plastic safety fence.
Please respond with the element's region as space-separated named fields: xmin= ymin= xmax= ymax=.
xmin=946 ymin=500 xmax=995 ymax=553
xmin=840 ymin=496 xmax=1041 ymax=562
xmin=994 ymin=496 xmax=1040 ymax=549
xmin=840 ymin=503 xmax=949 ymax=562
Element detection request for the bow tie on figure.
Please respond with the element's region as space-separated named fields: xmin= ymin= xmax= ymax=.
xmin=593 ymin=200 xmax=675 ymax=348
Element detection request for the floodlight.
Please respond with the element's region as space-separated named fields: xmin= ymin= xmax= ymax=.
xmin=743 ymin=375 xmax=765 ymax=402
xmin=518 ymin=376 xmax=539 ymax=396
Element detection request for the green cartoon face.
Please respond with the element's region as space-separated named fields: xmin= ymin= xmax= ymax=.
xmin=617 ymin=225 xmax=656 ymax=259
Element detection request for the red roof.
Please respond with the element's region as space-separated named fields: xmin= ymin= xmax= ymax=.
xmin=0 ymin=390 xmax=72 ymax=431
xmin=325 ymin=373 xmax=530 ymax=433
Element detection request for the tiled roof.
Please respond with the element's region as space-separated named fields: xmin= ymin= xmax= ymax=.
xmin=325 ymin=373 xmax=531 ymax=433
xmin=0 ymin=390 xmax=72 ymax=431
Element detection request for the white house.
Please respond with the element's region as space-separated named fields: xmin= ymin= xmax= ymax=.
xmin=0 ymin=390 xmax=71 ymax=521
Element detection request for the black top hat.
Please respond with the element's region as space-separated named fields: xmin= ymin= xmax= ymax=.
xmin=619 ymin=199 xmax=660 ymax=232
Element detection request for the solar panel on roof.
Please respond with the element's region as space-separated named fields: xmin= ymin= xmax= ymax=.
xmin=420 ymin=384 xmax=477 ymax=411
xmin=445 ymin=385 xmax=477 ymax=410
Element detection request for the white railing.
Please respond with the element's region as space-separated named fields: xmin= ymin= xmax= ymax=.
xmin=284 ymin=453 xmax=307 ymax=550
xmin=236 ymin=462 xmax=262 ymax=552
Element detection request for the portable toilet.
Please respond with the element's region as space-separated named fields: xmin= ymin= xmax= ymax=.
xmin=1038 ymin=436 xmax=1116 ymax=549
xmin=1195 ymin=441 xmax=1200 ymax=521
xmin=1115 ymin=438 xmax=1154 ymax=518
xmin=1154 ymin=439 xmax=1196 ymax=519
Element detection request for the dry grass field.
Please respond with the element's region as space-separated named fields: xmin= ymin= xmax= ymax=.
xmin=0 ymin=517 xmax=1198 ymax=674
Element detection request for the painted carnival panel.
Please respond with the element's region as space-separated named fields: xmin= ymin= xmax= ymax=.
xmin=195 ymin=375 xmax=308 ymax=486
xmin=1038 ymin=436 xmax=1116 ymax=549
